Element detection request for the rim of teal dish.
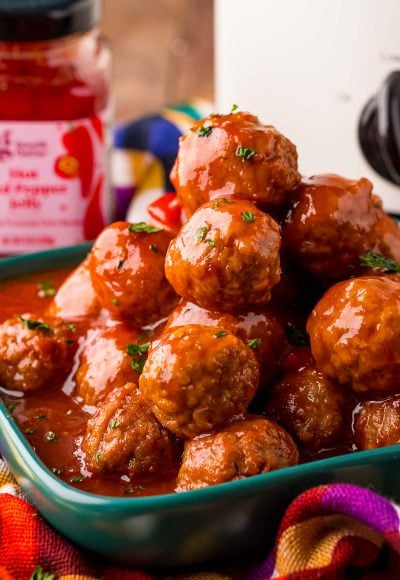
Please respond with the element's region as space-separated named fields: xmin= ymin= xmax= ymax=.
xmin=1 ymin=245 xmax=400 ymax=511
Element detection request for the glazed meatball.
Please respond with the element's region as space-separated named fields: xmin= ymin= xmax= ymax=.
xmin=307 ymin=276 xmax=400 ymax=393
xmin=165 ymin=300 xmax=285 ymax=387
xmin=0 ymin=315 xmax=75 ymax=392
xmin=139 ymin=325 xmax=260 ymax=438
xmin=75 ymin=322 xmax=143 ymax=406
xmin=89 ymin=221 xmax=179 ymax=326
xmin=171 ymin=111 xmax=300 ymax=216
xmin=82 ymin=383 xmax=177 ymax=477
xmin=165 ymin=198 xmax=281 ymax=311
xmin=49 ymin=257 xmax=100 ymax=320
xmin=354 ymin=396 xmax=400 ymax=450
xmin=176 ymin=416 xmax=299 ymax=491
xmin=373 ymin=208 xmax=400 ymax=263
xmin=282 ymin=174 xmax=379 ymax=282
xmin=265 ymin=363 xmax=350 ymax=450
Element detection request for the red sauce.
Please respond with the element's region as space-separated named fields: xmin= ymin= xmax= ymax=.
xmin=0 ymin=268 xmax=177 ymax=497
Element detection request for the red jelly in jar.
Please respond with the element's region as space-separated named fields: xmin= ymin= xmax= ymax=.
xmin=0 ymin=0 xmax=112 ymax=253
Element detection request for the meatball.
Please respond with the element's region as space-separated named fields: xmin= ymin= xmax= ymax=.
xmin=49 ymin=257 xmax=100 ymax=320
xmin=165 ymin=300 xmax=285 ymax=387
xmin=0 ymin=315 xmax=75 ymax=392
xmin=373 ymin=208 xmax=400 ymax=263
xmin=176 ymin=416 xmax=299 ymax=491
xmin=354 ymin=396 xmax=400 ymax=450
xmin=165 ymin=198 xmax=281 ymax=311
xmin=307 ymin=276 xmax=400 ymax=393
xmin=282 ymin=174 xmax=379 ymax=282
xmin=171 ymin=111 xmax=300 ymax=216
xmin=139 ymin=325 xmax=260 ymax=438
xmin=89 ymin=221 xmax=179 ymax=326
xmin=82 ymin=383 xmax=177 ymax=477
xmin=75 ymin=322 xmax=143 ymax=406
xmin=265 ymin=363 xmax=350 ymax=450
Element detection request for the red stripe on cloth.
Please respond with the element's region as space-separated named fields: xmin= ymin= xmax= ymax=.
xmin=276 ymin=486 xmax=329 ymax=540
xmin=0 ymin=494 xmax=96 ymax=579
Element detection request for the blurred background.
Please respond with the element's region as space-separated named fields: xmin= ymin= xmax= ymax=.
xmin=103 ymin=0 xmax=214 ymax=122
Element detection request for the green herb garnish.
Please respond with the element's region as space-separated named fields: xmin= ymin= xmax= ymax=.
xmin=37 ymin=280 xmax=56 ymax=297
xmin=46 ymin=431 xmax=56 ymax=442
xmin=117 ymin=259 xmax=124 ymax=269
xmin=197 ymin=225 xmax=210 ymax=241
xmin=67 ymin=323 xmax=76 ymax=331
xmin=241 ymin=210 xmax=255 ymax=223
xmin=206 ymin=239 xmax=216 ymax=248
xmin=51 ymin=467 xmax=62 ymax=475
xmin=246 ymin=338 xmax=260 ymax=350
xmin=24 ymin=428 xmax=36 ymax=435
xmin=127 ymin=342 xmax=150 ymax=356
xmin=230 ymin=103 xmax=239 ymax=114
xmin=286 ymin=323 xmax=310 ymax=347
xmin=131 ymin=358 xmax=146 ymax=373
xmin=149 ymin=244 xmax=158 ymax=253
xmin=124 ymin=484 xmax=145 ymax=494
xmin=236 ymin=146 xmax=257 ymax=161
xmin=214 ymin=330 xmax=228 ymax=338
xmin=19 ymin=316 xmax=52 ymax=333
xmin=198 ymin=125 xmax=212 ymax=137
xmin=71 ymin=475 xmax=84 ymax=483
xmin=359 ymin=250 xmax=400 ymax=272
xmin=112 ymin=298 xmax=120 ymax=307
xmin=129 ymin=222 xmax=163 ymax=234
xmin=6 ymin=403 xmax=16 ymax=413
xmin=109 ymin=419 xmax=120 ymax=429
xmin=36 ymin=414 xmax=46 ymax=421
xmin=94 ymin=451 xmax=101 ymax=463
xmin=30 ymin=565 xmax=57 ymax=580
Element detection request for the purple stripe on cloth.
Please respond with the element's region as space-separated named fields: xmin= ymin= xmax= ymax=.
xmin=321 ymin=484 xmax=400 ymax=533
xmin=114 ymin=185 xmax=136 ymax=220
xmin=247 ymin=552 xmax=275 ymax=580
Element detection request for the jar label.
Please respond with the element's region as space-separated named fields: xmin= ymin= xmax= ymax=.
xmin=0 ymin=115 xmax=110 ymax=253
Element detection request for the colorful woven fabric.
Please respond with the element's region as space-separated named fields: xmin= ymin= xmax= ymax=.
xmin=1 ymin=456 xmax=400 ymax=579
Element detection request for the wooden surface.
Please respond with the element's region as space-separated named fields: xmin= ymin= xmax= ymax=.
xmin=103 ymin=0 xmax=214 ymax=122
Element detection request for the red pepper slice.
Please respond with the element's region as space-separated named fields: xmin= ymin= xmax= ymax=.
xmin=147 ymin=192 xmax=183 ymax=233
xmin=62 ymin=125 xmax=94 ymax=198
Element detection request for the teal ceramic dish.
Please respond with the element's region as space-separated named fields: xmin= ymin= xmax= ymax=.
xmin=1 ymin=246 xmax=400 ymax=568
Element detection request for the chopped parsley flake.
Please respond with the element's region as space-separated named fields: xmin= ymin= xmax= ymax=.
xmin=24 ymin=428 xmax=36 ymax=435
xmin=236 ymin=146 xmax=257 ymax=161
xmin=51 ymin=467 xmax=62 ymax=475
xmin=36 ymin=414 xmax=46 ymax=421
xmin=286 ymin=323 xmax=310 ymax=347
xmin=19 ymin=316 xmax=52 ymax=333
xmin=359 ymin=250 xmax=400 ymax=272
xmin=71 ymin=475 xmax=84 ymax=483
xmin=127 ymin=342 xmax=150 ymax=356
xmin=30 ymin=565 xmax=57 ymax=580
xmin=206 ymin=239 xmax=216 ymax=248
xmin=94 ymin=451 xmax=101 ymax=463
xmin=37 ymin=280 xmax=56 ymax=297
xmin=67 ymin=323 xmax=76 ymax=331
xmin=129 ymin=222 xmax=163 ymax=234
xmin=6 ymin=403 xmax=16 ymax=413
xmin=214 ymin=330 xmax=228 ymax=338
xmin=230 ymin=103 xmax=239 ymax=114
xmin=241 ymin=210 xmax=255 ymax=223
xmin=112 ymin=298 xmax=120 ymax=307
xmin=197 ymin=225 xmax=210 ymax=241
xmin=124 ymin=484 xmax=145 ymax=494
xmin=149 ymin=244 xmax=158 ymax=253
xmin=117 ymin=259 xmax=124 ymax=269
xmin=109 ymin=419 xmax=120 ymax=429
xmin=198 ymin=125 xmax=212 ymax=137
xmin=246 ymin=338 xmax=260 ymax=349
xmin=46 ymin=431 xmax=57 ymax=442
xmin=131 ymin=358 xmax=146 ymax=373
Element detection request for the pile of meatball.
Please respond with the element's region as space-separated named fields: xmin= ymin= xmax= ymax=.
xmin=2 ymin=109 xmax=400 ymax=492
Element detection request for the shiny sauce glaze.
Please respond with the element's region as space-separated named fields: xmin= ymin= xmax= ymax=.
xmin=0 ymin=266 xmax=359 ymax=497
xmin=0 ymin=267 xmax=177 ymax=497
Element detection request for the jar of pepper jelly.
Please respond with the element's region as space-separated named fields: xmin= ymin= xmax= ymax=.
xmin=0 ymin=0 xmax=112 ymax=254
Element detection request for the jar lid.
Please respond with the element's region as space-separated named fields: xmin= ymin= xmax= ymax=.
xmin=0 ymin=0 xmax=101 ymax=42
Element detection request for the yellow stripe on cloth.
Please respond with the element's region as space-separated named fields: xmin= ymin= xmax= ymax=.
xmin=0 ymin=458 xmax=25 ymax=499
xmin=275 ymin=514 xmax=384 ymax=574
